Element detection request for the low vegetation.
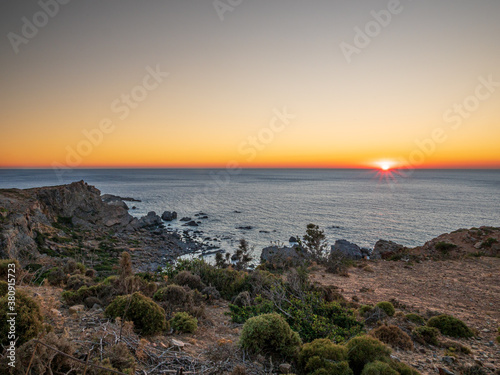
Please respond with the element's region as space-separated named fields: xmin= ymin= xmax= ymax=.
xmin=105 ymin=292 xmax=167 ymax=335
xmin=239 ymin=313 xmax=302 ymax=360
xmin=426 ymin=314 xmax=474 ymax=338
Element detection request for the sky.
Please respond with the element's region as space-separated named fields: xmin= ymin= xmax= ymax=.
xmin=1 ymin=0 xmax=499 ymax=169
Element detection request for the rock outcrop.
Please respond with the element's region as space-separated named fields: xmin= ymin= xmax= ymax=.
xmin=260 ymin=245 xmax=308 ymax=267
xmin=331 ymin=239 xmax=364 ymax=260
xmin=372 ymin=239 xmax=404 ymax=259
xmin=161 ymin=211 xmax=177 ymax=221
xmin=0 ymin=181 xmax=163 ymax=260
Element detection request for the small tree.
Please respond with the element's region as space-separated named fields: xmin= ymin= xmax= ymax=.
xmin=118 ymin=251 xmax=134 ymax=294
xmin=215 ymin=252 xmax=231 ymax=269
xmin=302 ymin=224 xmax=328 ymax=260
xmin=233 ymin=239 xmax=253 ymax=270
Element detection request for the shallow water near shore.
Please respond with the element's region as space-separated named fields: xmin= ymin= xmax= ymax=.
xmin=1 ymin=168 xmax=499 ymax=255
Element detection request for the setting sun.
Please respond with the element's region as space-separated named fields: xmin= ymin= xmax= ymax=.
xmin=378 ymin=161 xmax=393 ymax=171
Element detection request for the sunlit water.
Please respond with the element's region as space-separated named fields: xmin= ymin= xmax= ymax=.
xmin=1 ymin=169 xmax=499 ymax=256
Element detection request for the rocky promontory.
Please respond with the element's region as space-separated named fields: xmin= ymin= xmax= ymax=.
xmin=0 ymin=181 xmax=193 ymax=271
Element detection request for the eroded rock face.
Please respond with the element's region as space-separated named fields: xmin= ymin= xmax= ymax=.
xmin=0 ymin=181 xmax=140 ymax=260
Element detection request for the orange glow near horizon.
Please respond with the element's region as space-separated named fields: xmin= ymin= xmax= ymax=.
xmin=1 ymin=3 xmax=500 ymax=170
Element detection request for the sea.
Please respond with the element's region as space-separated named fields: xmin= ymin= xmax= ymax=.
xmin=1 ymin=168 xmax=499 ymax=256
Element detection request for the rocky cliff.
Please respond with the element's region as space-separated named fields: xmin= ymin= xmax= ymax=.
xmin=0 ymin=181 xmax=139 ymax=260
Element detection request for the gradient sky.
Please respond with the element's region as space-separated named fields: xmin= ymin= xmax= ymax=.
xmin=1 ymin=0 xmax=499 ymax=168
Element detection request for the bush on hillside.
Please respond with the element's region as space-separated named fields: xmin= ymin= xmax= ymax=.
xmin=388 ymin=360 xmax=421 ymax=375
xmin=371 ymin=325 xmax=414 ymax=351
xmin=405 ymin=313 xmax=425 ymax=325
xmin=361 ymin=361 xmax=398 ymax=375
xmin=105 ymin=292 xmax=167 ymax=335
xmin=346 ymin=336 xmax=391 ymax=375
xmin=0 ymin=290 xmax=43 ymax=347
xmin=153 ymin=284 xmax=190 ymax=305
xmin=174 ymin=271 xmax=205 ymax=291
xmin=170 ymin=312 xmax=198 ymax=333
xmin=375 ymin=302 xmax=395 ymax=317
xmin=427 ymin=314 xmax=473 ymax=338
xmin=298 ymin=338 xmax=352 ymax=375
xmin=239 ymin=313 xmax=301 ymax=360
xmin=412 ymin=326 xmax=439 ymax=346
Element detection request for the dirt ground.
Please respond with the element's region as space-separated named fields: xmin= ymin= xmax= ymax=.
xmin=310 ymin=257 xmax=500 ymax=374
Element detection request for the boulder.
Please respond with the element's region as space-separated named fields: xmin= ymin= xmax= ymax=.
xmin=180 ymin=217 xmax=191 ymax=222
xmin=101 ymin=194 xmax=129 ymax=210
xmin=69 ymin=305 xmax=85 ymax=315
xmin=372 ymin=239 xmax=404 ymax=259
xmin=260 ymin=245 xmax=308 ymax=268
xmin=331 ymin=239 xmax=363 ymax=260
xmin=138 ymin=211 xmax=163 ymax=228
xmin=182 ymin=220 xmax=198 ymax=227
xmin=289 ymin=236 xmax=298 ymax=243
xmin=161 ymin=211 xmax=177 ymax=221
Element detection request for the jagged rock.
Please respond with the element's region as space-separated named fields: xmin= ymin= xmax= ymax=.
xmin=138 ymin=211 xmax=163 ymax=228
xmin=331 ymin=239 xmax=363 ymax=260
xmin=182 ymin=221 xmax=198 ymax=227
xmin=101 ymin=194 xmax=129 ymax=210
xmin=161 ymin=211 xmax=177 ymax=221
xmin=372 ymin=239 xmax=404 ymax=259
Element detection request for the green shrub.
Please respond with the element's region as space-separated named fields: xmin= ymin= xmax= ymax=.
xmin=375 ymin=302 xmax=395 ymax=317
xmin=0 ymin=290 xmax=43 ymax=347
xmin=153 ymin=284 xmax=189 ymax=304
xmin=412 ymin=326 xmax=439 ymax=346
xmin=388 ymin=360 xmax=420 ymax=375
xmin=435 ymin=242 xmax=457 ymax=254
xmin=47 ymin=267 xmax=67 ymax=286
xmin=359 ymin=305 xmax=373 ymax=316
xmin=371 ymin=325 xmax=413 ymax=350
xmin=105 ymin=292 xmax=167 ymax=335
xmin=0 ymin=280 xmax=8 ymax=297
xmin=231 ymin=291 xmax=363 ymax=343
xmin=298 ymin=338 xmax=352 ymax=375
xmin=66 ymin=274 xmax=94 ymax=291
xmin=427 ymin=314 xmax=473 ymax=338
xmin=346 ymin=336 xmax=391 ymax=375
xmin=481 ymin=237 xmax=498 ymax=248
xmin=174 ymin=271 xmax=205 ymax=291
xmin=361 ymin=361 xmax=398 ymax=375
xmin=233 ymin=291 xmax=252 ymax=307
xmin=62 ymin=283 xmax=117 ymax=306
xmin=170 ymin=312 xmax=198 ymax=333
xmin=405 ymin=313 xmax=425 ymax=325
xmin=240 ymin=313 xmax=301 ymax=360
